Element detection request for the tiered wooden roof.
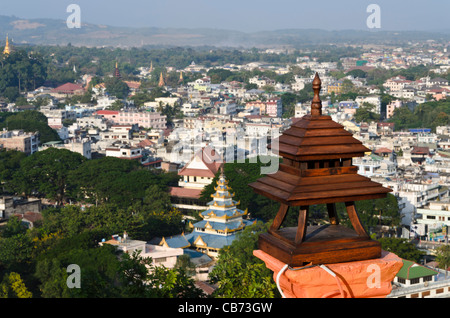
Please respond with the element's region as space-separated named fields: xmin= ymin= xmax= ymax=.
xmin=249 ymin=73 xmax=391 ymax=207
xmin=249 ymin=73 xmax=391 ymax=265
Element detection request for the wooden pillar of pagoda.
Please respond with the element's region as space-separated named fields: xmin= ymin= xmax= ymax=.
xmin=249 ymin=73 xmax=392 ymax=267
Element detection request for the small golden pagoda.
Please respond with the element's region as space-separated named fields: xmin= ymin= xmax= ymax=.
xmin=158 ymin=72 xmax=165 ymax=87
xmin=249 ymin=73 xmax=392 ymax=267
xmin=3 ymin=35 xmax=13 ymax=55
xmin=114 ymin=62 xmax=121 ymax=79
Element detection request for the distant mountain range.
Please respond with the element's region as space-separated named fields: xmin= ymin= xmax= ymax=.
xmin=0 ymin=15 xmax=449 ymax=49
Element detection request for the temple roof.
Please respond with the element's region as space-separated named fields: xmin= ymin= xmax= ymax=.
xmin=271 ymin=115 xmax=370 ymax=161
xmin=169 ymin=186 xmax=202 ymax=199
xmin=201 ymin=207 xmax=246 ymax=219
xmin=178 ymin=145 xmax=222 ymax=178
xmin=192 ymin=219 xmax=254 ymax=232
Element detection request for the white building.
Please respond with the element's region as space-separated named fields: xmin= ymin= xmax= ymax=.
xmin=356 ymin=95 xmax=382 ymax=114
xmin=105 ymin=144 xmax=142 ymax=161
xmin=40 ymin=138 xmax=92 ymax=159
xmin=388 ymin=259 xmax=450 ymax=299
xmin=416 ymin=199 xmax=450 ymax=233
xmin=99 ymin=233 xmax=184 ymax=269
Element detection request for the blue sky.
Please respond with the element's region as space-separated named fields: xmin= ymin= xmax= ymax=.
xmin=0 ymin=0 xmax=448 ymax=32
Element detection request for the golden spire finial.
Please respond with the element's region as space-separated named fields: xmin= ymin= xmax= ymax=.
xmin=311 ymin=72 xmax=322 ymax=116
xmin=158 ymin=72 xmax=165 ymax=87
xmin=3 ymin=34 xmax=11 ymax=55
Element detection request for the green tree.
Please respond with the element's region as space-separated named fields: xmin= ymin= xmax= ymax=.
xmin=0 ymin=149 xmax=26 ymax=193
xmin=0 ymin=272 xmax=32 ymax=298
xmin=378 ymin=237 xmax=424 ymax=263
xmin=0 ymin=233 xmax=34 ymax=274
xmin=139 ymin=209 xmax=184 ymax=240
xmin=281 ymin=92 xmax=300 ymax=118
xmin=12 ymin=148 xmax=85 ymax=205
xmin=3 ymin=86 xmax=20 ymax=102
xmin=0 ymin=110 xmax=61 ymax=144
xmin=208 ymin=221 xmax=278 ymax=298
xmin=435 ymin=245 xmax=450 ymax=277
xmin=0 ymin=50 xmax=46 ymax=94
xmin=354 ymin=103 xmax=380 ymax=123
xmin=0 ymin=215 xmax=27 ymax=238
xmin=105 ymin=77 xmax=129 ymax=99
xmin=142 ymin=184 xmax=172 ymax=212
xmin=346 ymin=69 xmax=367 ymax=78
xmin=67 ymin=156 xmax=140 ymax=205
xmin=144 ymin=256 xmax=205 ymax=298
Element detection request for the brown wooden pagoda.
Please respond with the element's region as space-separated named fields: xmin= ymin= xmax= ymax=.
xmin=249 ymin=73 xmax=392 ymax=267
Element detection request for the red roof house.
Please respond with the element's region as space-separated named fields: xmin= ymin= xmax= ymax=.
xmin=50 ymin=83 xmax=85 ymax=95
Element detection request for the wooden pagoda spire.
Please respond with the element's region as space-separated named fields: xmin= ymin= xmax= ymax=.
xmin=249 ymin=73 xmax=392 ymax=267
xmin=114 ymin=62 xmax=121 ymax=79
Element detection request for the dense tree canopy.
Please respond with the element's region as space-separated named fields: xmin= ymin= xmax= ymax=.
xmin=388 ymin=100 xmax=450 ymax=132
xmin=0 ymin=110 xmax=61 ymax=144
xmin=378 ymin=237 xmax=425 ymax=263
xmin=0 ymin=50 xmax=46 ymax=94
xmin=12 ymin=148 xmax=85 ymax=205
xmin=209 ymin=222 xmax=279 ymax=298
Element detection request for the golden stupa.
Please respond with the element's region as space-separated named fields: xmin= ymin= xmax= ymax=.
xmin=3 ymin=35 xmax=13 ymax=55
xmin=158 ymin=72 xmax=165 ymax=87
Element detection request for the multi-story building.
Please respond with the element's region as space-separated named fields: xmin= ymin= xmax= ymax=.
xmin=169 ymin=146 xmax=223 ymax=213
xmin=248 ymin=76 xmax=275 ymax=88
xmin=416 ymin=199 xmax=450 ymax=237
xmin=386 ymin=100 xmax=403 ymax=119
xmin=100 ymin=232 xmax=184 ymax=269
xmin=105 ymin=143 xmax=143 ymax=162
xmin=98 ymin=124 xmax=138 ymax=143
xmin=76 ymin=115 xmax=109 ymax=131
xmin=265 ymin=98 xmax=282 ymax=117
xmin=353 ymin=153 xmax=396 ymax=178
xmin=245 ymin=98 xmax=282 ymax=117
xmin=0 ymin=129 xmax=39 ymax=155
xmin=383 ymin=76 xmax=411 ymax=92
xmin=327 ymin=81 xmax=343 ymax=94
xmin=388 ymin=259 xmax=450 ymax=298
xmin=377 ymin=178 xmax=449 ymax=226
xmin=0 ymin=196 xmax=41 ymax=219
xmin=41 ymin=138 xmax=92 ymax=159
xmin=96 ymin=110 xmax=166 ymax=129
xmin=356 ymin=95 xmax=382 ymax=114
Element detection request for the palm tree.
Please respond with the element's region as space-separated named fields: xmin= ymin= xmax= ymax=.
xmin=436 ymin=244 xmax=450 ymax=277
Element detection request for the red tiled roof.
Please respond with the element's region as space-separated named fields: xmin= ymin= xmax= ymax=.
xmin=124 ymin=81 xmax=141 ymax=89
xmin=51 ymin=83 xmax=84 ymax=93
xmin=96 ymin=110 xmax=119 ymax=115
xmin=178 ymin=146 xmax=222 ymax=178
xmin=374 ymin=147 xmax=392 ymax=153
xmin=411 ymin=146 xmax=430 ymax=155
xmin=169 ymin=187 xmax=202 ymax=199
xmin=143 ymin=159 xmax=162 ymax=166
xmin=137 ymin=139 xmax=155 ymax=148
xmin=14 ymin=212 xmax=43 ymax=223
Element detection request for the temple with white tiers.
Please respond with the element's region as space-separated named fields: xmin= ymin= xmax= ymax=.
xmin=161 ymin=169 xmax=255 ymax=258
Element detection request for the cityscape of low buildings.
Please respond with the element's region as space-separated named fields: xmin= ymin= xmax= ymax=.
xmin=2 ymin=37 xmax=450 ymax=297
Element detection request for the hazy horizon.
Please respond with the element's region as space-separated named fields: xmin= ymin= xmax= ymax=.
xmin=0 ymin=0 xmax=449 ymax=33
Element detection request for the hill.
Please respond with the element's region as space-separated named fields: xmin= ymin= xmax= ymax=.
xmin=0 ymin=15 xmax=449 ymax=48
